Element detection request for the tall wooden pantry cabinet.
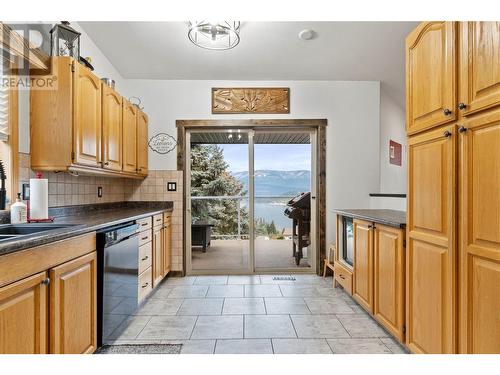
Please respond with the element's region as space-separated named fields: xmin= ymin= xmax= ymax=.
xmin=405 ymin=21 xmax=500 ymax=354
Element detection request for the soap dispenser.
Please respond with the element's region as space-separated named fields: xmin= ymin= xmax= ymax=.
xmin=10 ymin=193 xmax=28 ymax=224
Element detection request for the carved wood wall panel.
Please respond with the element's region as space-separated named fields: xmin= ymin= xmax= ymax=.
xmin=212 ymin=88 xmax=290 ymax=114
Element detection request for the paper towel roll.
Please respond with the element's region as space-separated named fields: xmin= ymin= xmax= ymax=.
xmin=30 ymin=177 xmax=48 ymax=220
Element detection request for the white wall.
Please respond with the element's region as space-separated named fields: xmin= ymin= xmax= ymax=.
xmin=123 ymin=79 xmax=381 ymax=245
xmin=378 ymin=88 xmax=407 ymax=193
xmin=369 ymin=87 xmax=407 ymax=211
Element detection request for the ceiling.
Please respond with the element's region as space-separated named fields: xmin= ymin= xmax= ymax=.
xmin=191 ymin=131 xmax=311 ymax=144
xmin=79 ymin=21 xmax=419 ymax=105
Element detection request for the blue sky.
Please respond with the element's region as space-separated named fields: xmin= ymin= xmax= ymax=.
xmin=220 ymin=144 xmax=311 ymax=173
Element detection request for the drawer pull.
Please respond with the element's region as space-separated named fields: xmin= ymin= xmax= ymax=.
xmin=339 ymin=275 xmax=345 ymax=280
xmin=141 ymin=222 xmax=148 ymax=227
xmin=141 ymin=256 xmax=149 ymax=261
xmin=141 ymin=282 xmax=149 ymax=288
xmin=141 ymin=236 xmax=149 ymax=240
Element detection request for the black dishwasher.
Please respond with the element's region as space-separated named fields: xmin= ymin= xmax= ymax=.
xmin=97 ymin=222 xmax=139 ymax=346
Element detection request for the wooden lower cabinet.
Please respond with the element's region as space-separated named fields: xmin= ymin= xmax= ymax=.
xmin=152 ymin=226 xmax=163 ymax=286
xmin=0 ymin=272 xmax=48 ymax=354
xmin=406 ymin=125 xmax=457 ymax=354
xmin=353 ymin=219 xmax=374 ymax=313
xmin=459 ymin=109 xmax=500 ymax=353
xmin=162 ymin=216 xmax=172 ymax=276
xmin=50 ymin=252 xmax=97 ymax=354
xmin=373 ymin=224 xmax=405 ymax=342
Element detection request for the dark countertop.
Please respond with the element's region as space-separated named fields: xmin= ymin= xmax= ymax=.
xmin=332 ymin=209 xmax=406 ymax=228
xmin=0 ymin=201 xmax=173 ymax=256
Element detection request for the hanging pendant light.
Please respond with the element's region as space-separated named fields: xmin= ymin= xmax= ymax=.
xmin=188 ymin=21 xmax=240 ymax=50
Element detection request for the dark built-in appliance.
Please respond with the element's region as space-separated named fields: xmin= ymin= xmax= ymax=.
xmin=341 ymin=216 xmax=354 ymax=267
xmin=284 ymin=192 xmax=311 ymax=266
xmin=97 ymin=222 xmax=139 ymax=347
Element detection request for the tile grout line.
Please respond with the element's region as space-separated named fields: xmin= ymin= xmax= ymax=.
xmin=188 ymin=315 xmax=200 ymax=340
xmin=288 ymin=314 xmax=299 ymax=338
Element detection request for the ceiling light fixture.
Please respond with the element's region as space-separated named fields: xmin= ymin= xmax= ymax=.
xmin=188 ymin=21 xmax=240 ymax=50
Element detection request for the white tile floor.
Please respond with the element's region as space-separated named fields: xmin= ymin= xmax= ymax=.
xmin=108 ymin=274 xmax=409 ymax=354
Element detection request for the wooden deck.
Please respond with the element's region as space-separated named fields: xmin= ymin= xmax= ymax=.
xmin=191 ymin=238 xmax=311 ymax=270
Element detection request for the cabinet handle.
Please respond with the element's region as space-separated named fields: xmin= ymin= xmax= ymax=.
xmin=141 ymin=222 xmax=148 ymax=227
xmin=141 ymin=256 xmax=149 ymax=261
xmin=141 ymin=282 xmax=149 ymax=288
xmin=141 ymin=236 xmax=148 ymax=240
xmin=104 ymin=162 xmax=109 ymax=166
xmin=339 ymin=275 xmax=345 ymax=280
xmin=458 ymin=102 xmax=467 ymax=110
xmin=458 ymin=126 xmax=468 ymax=133
xmin=443 ymin=108 xmax=452 ymax=116
xmin=444 ymin=130 xmax=452 ymax=138
xmin=41 ymin=278 xmax=50 ymax=286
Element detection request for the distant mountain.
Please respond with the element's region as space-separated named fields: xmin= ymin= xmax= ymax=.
xmin=232 ymin=170 xmax=311 ymax=197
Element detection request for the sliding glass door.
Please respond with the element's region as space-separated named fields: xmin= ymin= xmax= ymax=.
xmin=185 ymin=128 xmax=316 ymax=274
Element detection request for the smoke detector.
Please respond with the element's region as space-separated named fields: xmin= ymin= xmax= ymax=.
xmin=298 ymin=29 xmax=315 ymax=40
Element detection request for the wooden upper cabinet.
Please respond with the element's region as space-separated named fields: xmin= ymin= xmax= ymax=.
xmin=459 ymin=108 xmax=500 ymax=353
xmin=0 ymin=272 xmax=48 ymax=354
xmin=353 ymin=219 xmax=374 ymax=314
xmin=73 ymin=61 xmax=102 ymax=167
xmin=137 ymin=110 xmax=149 ymax=176
xmin=101 ymin=84 xmax=123 ymax=171
xmin=373 ymin=225 xmax=405 ymax=342
xmin=50 ymin=252 xmax=97 ymax=354
xmin=122 ymin=100 xmax=138 ymax=173
xmin=406 ymin=22 xmax=457 ymax=135
xmin=459 ymin=22 xmax=500 ymax=117
xmin=406 ymin=125 xmax=457 ymax=354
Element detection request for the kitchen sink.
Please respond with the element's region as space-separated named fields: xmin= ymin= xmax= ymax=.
xmin=0 ymin=223 xmax=78 ymax=239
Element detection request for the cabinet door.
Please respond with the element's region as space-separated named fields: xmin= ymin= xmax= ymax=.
xmin=73 ymin=62 xmax=102 ymax=167
xmin=459 ymin=22 xmax=500 ymax=117
xmin=459 ymin=109 xmax=500 ymax=353
xmin=0 ymin=272 xmax=48 ymax=354
xmin=353 ymin=219 xmax=374 ymax=313
xmin=374 ymin=225 xmax=405 ymax=342
xmin=102 ymin=84 xmax=123 ymax=171
xmin=407 ymin=125 xmax=457 ymax=353
xmin=50 ymin=252 xmax=97 ymax=354
xmin=406 ymin=22 xmax=457 ymax=135
xmin=122 ymin=100 xmax=137 ymax=173
xmin=137 ymin=110 xmax=149 ymax=176
xmin=163 ymin=218 xmax=172 ymax=275
xmin=152 ymin=227 xmax=163 ymax=287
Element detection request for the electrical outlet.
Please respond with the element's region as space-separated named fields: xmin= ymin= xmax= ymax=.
xmin=167 ymin=182 xmax=177 ymax=192
xmin=97 ymin=186 xmax=103 ymax=198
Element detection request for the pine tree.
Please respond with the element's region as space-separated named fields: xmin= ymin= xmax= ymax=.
xmin=191 ymin=144 xmax=249 ymax=237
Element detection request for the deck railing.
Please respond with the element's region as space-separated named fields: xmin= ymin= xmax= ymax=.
xmin=190 ymin=195 xmax=293 ymax=240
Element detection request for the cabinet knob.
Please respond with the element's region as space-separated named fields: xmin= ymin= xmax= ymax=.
xmin=104 ymin=162 xmax=109 ymax=166
xmin=458 ymin=126 xmax=468 ymax=133
xmin=443 ymin=108 xmax=452 ymax=116
xmin=458 ymin=102 xmax=467 ymax=110
xmin=444 ymin=130 xmax=452 ymax=138
xmin=41 ymin=278 xmax=50 ymax=286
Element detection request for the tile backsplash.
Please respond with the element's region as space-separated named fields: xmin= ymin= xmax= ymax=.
xmin=19 ymin=152 xmax=185 ymax=272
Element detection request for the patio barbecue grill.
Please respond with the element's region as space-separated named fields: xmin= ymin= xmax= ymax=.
xmin=284 ymin=192 xmax=311 ymax=266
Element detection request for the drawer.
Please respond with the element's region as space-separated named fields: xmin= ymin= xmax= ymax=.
xmin=334 ymin=262 xmax=353 ymax=295
xmin=137 ymin=217 xmax=152 ymax=232
xmin=138 ymin=242 xmax=152 ymax=274
xmin=138 ymin=229 xmax=152 ymax=247
xmin=153 ymin=214 xmax=163 ymax=228
xmin=138 ymin=267 xmax=152 ymax=302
